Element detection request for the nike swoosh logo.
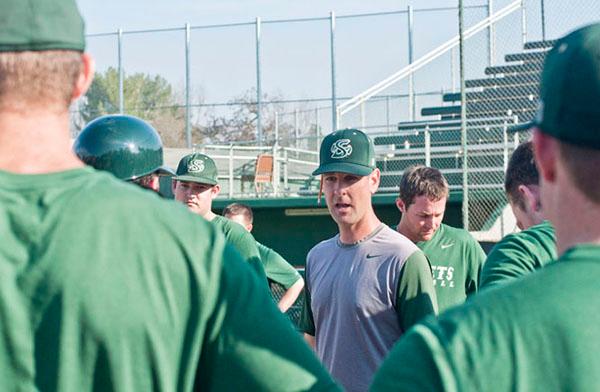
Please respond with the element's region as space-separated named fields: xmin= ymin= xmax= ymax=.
xmin=441 ymin=243 xmax=454 ymax=249
xmin=366 ymin=254 xmax=382 ymax=259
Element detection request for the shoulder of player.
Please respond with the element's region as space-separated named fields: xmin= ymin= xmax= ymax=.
xmin=380 ymin=225 xmax=421 ymax=252
xmin=437 ymin=223 xmax=478 ymax=244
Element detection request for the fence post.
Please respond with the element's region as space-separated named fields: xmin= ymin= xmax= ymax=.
xmin=459 ymin=0 xmax=469 ymax=231
xmin=272 ymin=143 xmax=279 ymax=195
xmin=540 ymin=0 xmax=546 ymax=41
xmin=520 ymin=0 xmax=527 ymax=47
xmin=228 ymin=144 xmax=234 ymax=198
xmin=425 ymin=126 xmax=431 ymax=166
xmin=255 ymin=17 xmax=263 ymax=145
xmin=118 ymin=28 xmax=124 ymax=114
xmin=185 ymin=23 xmax=192 ymax=148
xmin=330 ymin=11 xmax=338 ymax=132
xmin=407 ymin=5 xmax=415 ymax=121
xmin=487 ymin=0 xmax=495 ymax=66
xmin=284 ymin=148 xmax=289 ymax=190
xmin=294 ymin=109 xmax=299 ymax=150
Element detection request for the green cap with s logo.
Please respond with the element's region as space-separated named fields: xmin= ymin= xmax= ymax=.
xmin=174 ymin=153 xmax=219 ymax=185
xmin=313 ymin=128 xmax=376 ymax=176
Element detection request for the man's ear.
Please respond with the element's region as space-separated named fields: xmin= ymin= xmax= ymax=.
xmin=369 ymin=168 xmax=381 ymax=193
xmin=533 ymin=128 xmax=557 ymax=184
xmin=171 ymin=179 xmax=177 ymax=193
xmin=396 ymin=198 xmax=406 ymax=213
xmin=211 ymin=184 xmax=221 ymax=199
xmin=518 ymin=184 xmax=540 ymax=213
xmin=72 ymin=53 xmax=95 ymax=102
xmin=246 ymin=223 xmax=254 ymax=232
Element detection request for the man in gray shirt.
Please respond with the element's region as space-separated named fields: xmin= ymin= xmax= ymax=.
xmin=300 ymin=129 xmax=438 ymax=392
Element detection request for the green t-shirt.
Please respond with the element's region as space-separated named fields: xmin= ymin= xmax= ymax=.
xmin=480 ymin=220 xmax=557 ymax=289
xmin=371 ymin=244 xmax=600 ymax=392
xmin=211 ymin=215 xmax=268 ymax=284
xmin=414 ymin=223 xmax=486 ymax=311
xmin=0 ymin=168 xmax=338 ymax=391
xmin=257 ymin=242 xmax=302 ymax=289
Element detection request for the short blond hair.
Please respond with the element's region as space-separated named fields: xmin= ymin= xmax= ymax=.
xmin=0 ymin=50 xmax=82 ymax=111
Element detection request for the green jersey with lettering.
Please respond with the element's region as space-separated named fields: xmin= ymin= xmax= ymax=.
xmin=416 ymin=223 xmax=486 ymax=311
xmin=480 ymin=221 xmax=556 ymax=289
xmin=0 ymin=168 xmax=339 ymax=391
xmin=372 ymin=244 xmax=600 ymax=392
xmin=211 ymin=215 xmax=268 ymax=284
xmin=257 ymin=242 xmax=302 ymax=289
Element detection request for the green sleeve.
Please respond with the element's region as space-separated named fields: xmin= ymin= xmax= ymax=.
xmin=258 ymin=242 xmax=301 ymax=289
xmin=395 ymin=251 xmax=438 ymax=331
xmin=198 ymin=244 xmax=339 ymax=391
xmin=479 ymin=235 xmax=536 ymax=289
xmin=299 ymin=267 xmax=315 ymax=335
xmin=219 ymin=219 xmax=268 ymax=285
xmin=371 ymin=324 xmax=445 ymax=392
xmin=465 ymin=238 xmax=487 ymax=295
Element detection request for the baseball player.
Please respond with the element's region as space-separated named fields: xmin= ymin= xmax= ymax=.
xmin=172 ymin=153 xmax=268 ymax=283
xmin=394 ymin=165 xmax=486 ymax=311
xmin=300 ymin=128 xmax=437 ymax=392
xmin=223 ymin=202 xmax=305 ymax=312
xmin=73 ymin=114 xmax=174 ymax=194
xmin=479 ymin=141 xmax=557 ymax=289
xmin=372 ymin=23 xmax=600 ymax=391
xmin=0 ymin=0 xmax=339 ymax=390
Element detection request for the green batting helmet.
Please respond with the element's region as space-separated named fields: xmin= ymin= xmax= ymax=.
xmin=74 ymin=115 xmax=173 ymax=181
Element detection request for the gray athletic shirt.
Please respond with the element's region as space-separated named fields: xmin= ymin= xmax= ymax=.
xmin=300 ymin=224 xmax=437 ymax=392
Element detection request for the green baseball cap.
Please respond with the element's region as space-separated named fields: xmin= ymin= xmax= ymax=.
xmin=527 ymin=23 xmax=600 ymax=148
xmin=0 ymin=0 xmax=85 ymax=52
xmin=313 ymin=128 xmax=376 ymax=176
xmin=174 ymin=153 xmax=219 ymax=185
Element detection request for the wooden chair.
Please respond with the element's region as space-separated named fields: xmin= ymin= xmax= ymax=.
xmin=254 ymin=153 xmax=274 ymax=194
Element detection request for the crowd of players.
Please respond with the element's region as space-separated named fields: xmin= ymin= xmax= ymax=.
xmin=2 ymin=0 xmax=600 ymax=390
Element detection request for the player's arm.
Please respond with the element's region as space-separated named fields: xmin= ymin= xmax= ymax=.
xmin=259 ymin=244 xmax=305 ymax=312
xmin=466 ymin=237 xmax=487 ymax=295
xmin=371 ymin=324 xmax=446 ymax=392
xmin=198 ymin=243 xmax=338 ymax=391
xmin=299 ymin=267 xmax=317 ymax=350
xmin=395 ymin=250 xmax=438 ymax=331
xmin=278 ymin=278 xmax=305 ymax=312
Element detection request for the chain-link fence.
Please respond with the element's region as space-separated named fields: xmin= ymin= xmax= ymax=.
xmin=458 ymin=0 xmax=600 ymax=240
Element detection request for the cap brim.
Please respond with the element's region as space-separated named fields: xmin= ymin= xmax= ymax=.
xmin=312 ymin=162 xmax=374 ymax=176
xmin=507 ymin=120 xmax=538 ymax=134
xmin=173 ymin=175 xmax=218 ymax=185
xmin=156 ymin=166 xmax=175 ymax=176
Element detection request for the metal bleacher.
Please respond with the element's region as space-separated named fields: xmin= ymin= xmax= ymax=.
xmin=374 ymin=39 xmax=554 ymax=195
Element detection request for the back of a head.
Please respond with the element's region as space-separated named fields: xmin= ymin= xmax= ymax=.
xmin=504 ymin=141 xmax=538 ymax=208
xmin=533 ymin=23 xmax=600 ymax=203
xmin=399 ymin=165 xmax=449 ymax=207
xmin=223 ymin=203 xmax=254 ymax=225
xmin=73 ymin=115 xmax=166 ymax=181
xmin=0 ymin=0 xmax=85 ymax=112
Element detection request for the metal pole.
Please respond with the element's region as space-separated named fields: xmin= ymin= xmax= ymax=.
xmin=272 ymin=143 xmax=279 ymax=195
xmin=407 ymin=6 xmax=415 ymax=121
xmin=315 ymin=107 xmax=321 ymax=148
xmin=118 ymin=28 xmax=124 ymax=114
xmin=459 ymin=0 xmax=469 ymax=231
xmin=487 ymin=0 xmax=495 ymax=66
xmin=540 ymin=0 xmax=546 ymax=41
xmin=228 ymin=144 xmax=234 ymax=198
xmin=451 ymin=47 xmax=457 ymax=93
xmin=330 ymin=11 xmax=338 ymax=132
xmin=294 ymin=109 xmax=299 ymax=150
xmin=274 ymin=111 xmax=279 ymax=145
xmin=255 ymin=17 xmax=263 ymax=145
xmin=185 ymin=23 xmax=192 ymax=148
xmin=425 ymin=126 xmax=431 ymax=166
xmin=283 ymin=148 xmax=289 ymax=190
xmin=521 ymin=0 xmax=527 ymax=47
xmin=386 ymin=95 xmax=391 ymax=134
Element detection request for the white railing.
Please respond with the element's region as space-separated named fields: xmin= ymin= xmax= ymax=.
xmin=336 ymin=0 xmax=524 ymax=126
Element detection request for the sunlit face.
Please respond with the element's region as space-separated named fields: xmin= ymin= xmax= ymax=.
xmin=322 ymin=170 xmax=379 ymax=229
xmin=397 ymin=195 xmax=446 ymax=242
xmin=172 ymin=180 xmax=220 ymax=218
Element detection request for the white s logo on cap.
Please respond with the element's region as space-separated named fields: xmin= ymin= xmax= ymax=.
xmin=188 ymin=159 xmax=205 ymax=172
xmin=330 ymin=139 xmax=353 ymax=159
